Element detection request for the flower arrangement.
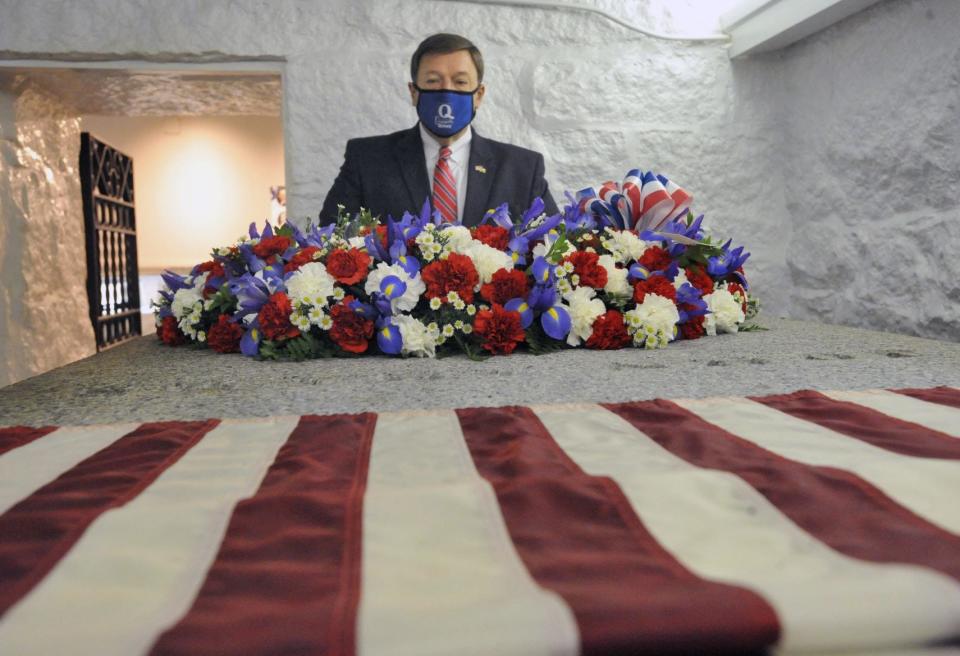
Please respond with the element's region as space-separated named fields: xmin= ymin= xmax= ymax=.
xmin=153 ymin=169 xmax=759 ymax=360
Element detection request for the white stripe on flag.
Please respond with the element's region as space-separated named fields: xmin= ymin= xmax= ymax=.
xmin=0 ymin=416 xmax=300 ymax=656
xmin=0 ymin=423 xmax=141 ymax=515
xmin=357 ymin=410 xmax=579 ymax=656
xmin=674 ymin=396 xmax=960 ymax=535
xmin=822 ymin=389 xmax=960 ymax=437
xmin=532 ymin=403 xmax=960 ymax=654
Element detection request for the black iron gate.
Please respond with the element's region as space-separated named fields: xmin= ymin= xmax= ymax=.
xmin=80 ymin=133 xmax=142 ymax=350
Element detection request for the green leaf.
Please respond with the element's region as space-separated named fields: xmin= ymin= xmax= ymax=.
xmin=524 ymin=323 xmax=565 ymax=355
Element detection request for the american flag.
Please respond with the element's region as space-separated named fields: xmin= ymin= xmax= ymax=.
xmin=1 ymin=387 xmax=958 ymax=655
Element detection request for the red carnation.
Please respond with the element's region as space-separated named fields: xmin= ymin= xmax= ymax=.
xmin=195 ymin=260 xmax=226 ymax=298
xmin=158 ymin=315 xmax=187 ymax=346
xmin=564 ymin=250 xmax=608 ymax=289
xmin=207 ymin=314 xmax=244 ymax=353
xmin=284 ymin=246 xmax=322 ymax=274
xmin=727 ymin=282 xmax=748 ymax=313
xmin=422 ymin=252 xmax=479 ymax=303
xmin=480 ymin=268 xmax=529 ymax=305
xmin=473 ymin=303 xmax=526 ymax=355
xmin=679 ymin=314 xmax=706 ymax=340
xmin=471 ymin=225 xmax=510 ymax=251
xmin=329 ymin=298 xmax=374 ymax=353
xmin=325 ymin=248 xmax=371 ymax=285
xmin=195 ymin=259 xmax=225 ymax=278
xmin=257 ymin=291 xmax=300 ymax=342
xmin=633 ymin=275 xmax=677 ymax=304
xmin=586 ymin=310 xmax=631 ymax=350
xmin=252 ymin=235 xmax=293 ymax=261
xmin=639 ymin=245 xmax=672 ymax=273
xmin=685 ymin=265 xmax=715 ymax=295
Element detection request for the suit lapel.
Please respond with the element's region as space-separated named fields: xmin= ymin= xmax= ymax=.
xmin=463 ymin=130 xmax=495 ymax=227
xmin=396 ymin=125 xmax=430 ymax=212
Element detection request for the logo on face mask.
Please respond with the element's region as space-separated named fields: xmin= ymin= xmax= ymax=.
xmin=416 ymin=86 xmax=478 ymax=138
xmin=436 ymin=103 xmax=455 ymax=129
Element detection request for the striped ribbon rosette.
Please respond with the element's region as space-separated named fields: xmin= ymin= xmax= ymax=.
xmin=577 ymin=169 xmax=693 ymax=232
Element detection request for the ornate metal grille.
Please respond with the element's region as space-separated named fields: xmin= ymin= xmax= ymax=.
xmin=80 ymin=133 xmax=142 ymax=350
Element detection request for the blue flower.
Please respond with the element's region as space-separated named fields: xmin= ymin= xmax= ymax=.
xmin=541 ymin=305 xmax=572 ymax=340
xmin=505 ymin=298 xmax=534 ymax=328
xmin=377 ymin=323 xmax=403 ymax=355
xmin=240 ymin=320 xmax=262 ymax=357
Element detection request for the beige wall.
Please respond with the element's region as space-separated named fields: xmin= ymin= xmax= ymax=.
xmin=80 ymin=115 xmax=285 ymax=271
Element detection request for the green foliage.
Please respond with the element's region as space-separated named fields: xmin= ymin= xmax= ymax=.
xmin=524 ymin=323 xmax=566 ymax=356
xmin=259 ymin=332 xmax=334 ymax=361
xmin=543 ymin=224 xmax=570 ymax=264
xmin=453 ymin=333 xmax=488 ymax=361
xmin=739 ymin=323 xmax=769 ymax=332
xmin=205 ymin=285 xmax=237 ymax=316
xmin=677 ymin=239 xmax=724 ymax=269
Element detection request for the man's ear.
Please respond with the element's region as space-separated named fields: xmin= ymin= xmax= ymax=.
xmin=474 ymin=84 xmax=486 ymax=111
xmin=408 ymin=82 xmax=418 ymax=106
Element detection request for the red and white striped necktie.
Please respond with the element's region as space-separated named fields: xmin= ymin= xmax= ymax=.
xmin=432 ymin=146 xmax=457 ymax=223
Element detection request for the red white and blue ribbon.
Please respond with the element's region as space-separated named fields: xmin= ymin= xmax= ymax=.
xmin=577 ymin=169 xmax=692 ymax=232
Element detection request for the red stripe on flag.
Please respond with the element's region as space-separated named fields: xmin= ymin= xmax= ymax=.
xmin=893 ymin=385 xmax=960 ymax=410
xmin=456 ymin=406 xmax=779 ymax=656
xmin=149 ymin=413 xmax=376 ymax=656
xmin=604 ymin=400 xmax=960 ymax=582
xmin=0 ymin=425 xmax=57 ymax=457
xmin=753 ymin=390 xmax=960 ymax=459
xmin=0 ymin=419 xmax=219 ymax=618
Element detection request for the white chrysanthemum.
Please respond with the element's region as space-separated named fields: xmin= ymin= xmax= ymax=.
xmin=171 ymin=272 xmax=208 ymax=320
xmin=563 ymin=286 xmax=606 ymax=347
xmin=703 ymin=288 xmax=745 ymax=336
xmin=603 ymin=228 xmax=653 ymax=264
xmin=532 ymin=232 xmax=576 ymax=260
xmin=285 ymin=262 xmax=336 ymax=308
xmin=599 ymin=254 xmax=631 ymax=297
xmin=439 ymin=225 xmax=474 ymax=253
xmin=625 ymin=293 xmax=680 ymax=341
xmin=364 ymin=261 xmax=425 ymax=312
xmin=394 ymin=314 xmax=436 ymax=358
xmin=348 ymin=236 xmax=367 ymax=250
xmin=463 ymin=241 xmax=513 ymax=285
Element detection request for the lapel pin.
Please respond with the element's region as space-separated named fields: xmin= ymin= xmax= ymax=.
xmin=474 ymin=165 xmax=487 ymax=174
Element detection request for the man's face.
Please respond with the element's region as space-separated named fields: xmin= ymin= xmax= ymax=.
xmin=408 ymin=49 xmax=485 ymax=110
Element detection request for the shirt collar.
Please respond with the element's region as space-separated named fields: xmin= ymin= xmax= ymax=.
xmin=419 ymin=123 xmax=472 ymax=165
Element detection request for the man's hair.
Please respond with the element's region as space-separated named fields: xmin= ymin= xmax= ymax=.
xmin=410 ymin=33 xmax=484 ymax=84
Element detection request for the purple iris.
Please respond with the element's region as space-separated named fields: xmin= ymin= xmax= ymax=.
xmin=240 ymin=319 xmax=262 ymax=357
xmin=377 ymin=323 xmax=403 ymax=355
xmin=505 ymin=298 xmax=534 ymax=328
xmin=161 ymin=270 xmax=190 ymax=294
xmin=675 ymin=283 xmax=709 ymax=324
xmin=540 ymin=305 xmax=572 ymax=340
xmin=707 ymin=240 xmax=751 ymax=287
xmin=228 ymin=273 xmax=272 ymax=320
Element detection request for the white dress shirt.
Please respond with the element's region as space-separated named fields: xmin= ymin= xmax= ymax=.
xmin=420 ymin=123 xmax=471 ymax=223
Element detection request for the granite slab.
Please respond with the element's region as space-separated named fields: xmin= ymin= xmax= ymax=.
xmin=1 ymin=318 xmax=958 ymax=427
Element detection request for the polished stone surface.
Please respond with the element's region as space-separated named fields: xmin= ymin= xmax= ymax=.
xmin=1 ymin=318 xmax=958 ymax=427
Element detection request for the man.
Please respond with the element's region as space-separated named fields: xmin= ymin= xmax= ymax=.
xmin=319 ymin=33 xmax=558 ymax=227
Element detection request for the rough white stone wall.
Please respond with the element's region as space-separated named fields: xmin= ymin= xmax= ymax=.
xmin=0 ymin=82 xmax=95 ymax=387
xmin=0 ymin=0 xmax=793 ymax=315
xmin=0 ymin=0 xmax=955 ymax=381
xmin=772 ymin=0 xmax=960 ymax=340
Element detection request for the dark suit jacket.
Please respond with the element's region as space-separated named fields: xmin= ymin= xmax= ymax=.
xmin=319 ymin=125 xmax=558 ymax=227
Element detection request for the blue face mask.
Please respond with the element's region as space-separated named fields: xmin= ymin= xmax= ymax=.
xmin=415 ymin=86 xmax=478 ymax=138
